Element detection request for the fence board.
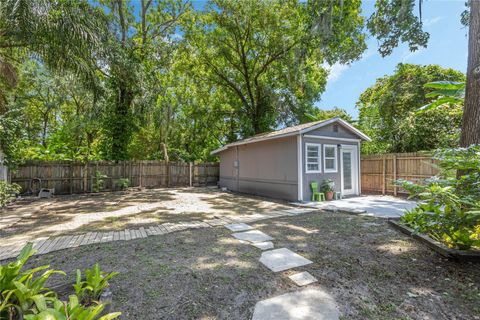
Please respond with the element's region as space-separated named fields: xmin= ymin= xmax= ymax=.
xmin=11 ymin=161 xmax=219 ymax=195
xmin=361 ymin=152 xmax=439 ymax=195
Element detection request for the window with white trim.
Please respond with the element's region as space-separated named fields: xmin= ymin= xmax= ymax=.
xmin=323 ymin=144 xmax=338 ymax=173
xmin=305 ymin=143 xmax=321 ymax=173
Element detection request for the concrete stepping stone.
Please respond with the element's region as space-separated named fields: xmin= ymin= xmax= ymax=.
xmin=225 ymin=223 xmax=253 ymax=232
xmin=252 ymin=288 xmax=339 ymax=320
xmin=282 ymin=208 xmax=316 ymax=215
xmin=232 ymin=230 xmax=273 ymax=243
xmin=289 ymin=271 xmax=317 ymax=286
xmin=251 ymin=241 xmax=274 ymax=250
xmin=259 ymin=248 xmax=312 ymax=272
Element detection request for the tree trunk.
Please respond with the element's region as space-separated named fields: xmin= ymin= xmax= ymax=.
xmin=460 ymin=1 xmax=480 ymax=147
xmin=161 ymin=142 xmax=170 ymax=187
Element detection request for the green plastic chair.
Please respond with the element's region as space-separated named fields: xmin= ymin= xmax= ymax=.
xmin=310 ymin=182 xmax=325 ymax=202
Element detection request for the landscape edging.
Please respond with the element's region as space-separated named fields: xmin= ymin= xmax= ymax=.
xmin=388 ymin=219 xmax=480 ymax=262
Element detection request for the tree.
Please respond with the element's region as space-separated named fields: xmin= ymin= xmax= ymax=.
xmin=367 ymin=0 xmax=479 ymax=147
xmin=460 ymin=1 xmax=480 ymax=147
xmin=357 ymin=63 xmax=465 ymax=154
xmin=0 ymin=0 xmax=106 ymax=110
xmin=97 ymin=0 xmax=189 ymax=160
xmin=301 ymin=107 xmax=353 ymax=123
xmin=0 ymin=0 xmax=107 ymax=164
xmin=185 ymin=0 xmax=365 ymax=137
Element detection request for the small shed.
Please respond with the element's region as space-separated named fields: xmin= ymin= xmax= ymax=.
xmin=211 ymin=117 xmax=371 ymax=202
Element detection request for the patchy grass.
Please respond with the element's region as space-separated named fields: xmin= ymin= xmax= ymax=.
xmin=20 ymin=212 xmax=480 ymax=320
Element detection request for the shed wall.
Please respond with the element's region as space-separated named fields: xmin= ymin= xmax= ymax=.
xmin=218 ymin=136 xmax=298 ymax=200
xmin=301 ymin=137 xmax=359 ymax=201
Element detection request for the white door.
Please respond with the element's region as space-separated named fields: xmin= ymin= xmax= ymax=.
xmin=340 ymin=146 xmax=358 ymax=196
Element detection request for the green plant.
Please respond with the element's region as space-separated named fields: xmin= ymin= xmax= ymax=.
xmin=92 ymin=171 xmax=107 ymax=193
xmin=397 ymin=145 xmax=480 ymax=250
xmin=0 ymin=181 xmax=21 ymax=207
xmin=74 ymin=264 xmax=118 ymax=305
xmin=115 ymin=178 xmax=129 ymax=190
xmin=0 ymin=244 xmax=120 ymax=320
xmin=321 ymin=179 xmax=335 ymax=193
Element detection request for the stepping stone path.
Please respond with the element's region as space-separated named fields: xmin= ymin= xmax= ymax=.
xmin=225 ymin=223 xmax=254 ymax=232
xmin=288 ymin=271 xmax=317 ymax=286
xmin=252 ymin=288 xmax=340 ymax=320
xmin=259 ymin=248 xmax=313 ymax=272
xmin=224 ymin=217 xmax=341 ymax=319
xmin=232 ymin=230 xmax=274 ymax=243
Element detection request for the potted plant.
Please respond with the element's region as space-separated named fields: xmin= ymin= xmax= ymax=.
xmin=321 ymin=179 xmax=335 ymax=200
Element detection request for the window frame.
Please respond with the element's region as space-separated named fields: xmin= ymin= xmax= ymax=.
xmin=323 ymin=144 xmax=338 ymax=173
xmin=305 ymin=143 xmax=322 ymax=173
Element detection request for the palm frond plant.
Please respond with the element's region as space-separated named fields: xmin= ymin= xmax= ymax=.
xmin=0 ymin=0 xmax=108 ymax=112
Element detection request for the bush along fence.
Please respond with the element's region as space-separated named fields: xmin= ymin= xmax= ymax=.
xmin=10 ymin=160 xmax=219 ymax=195
xmin=361 ymin=152 xmax=439 ymax=195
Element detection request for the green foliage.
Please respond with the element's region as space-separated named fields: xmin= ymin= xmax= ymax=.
xmin=301 ymin=107 xmax=353 ymax=124
xmin=367 ymin=0 xmax=429 ymax=57
xmin=418 ymin=81 xmax=465 ymax=114
xmin=115 ymin=178 xmax=129 ymax=190
xmin=74 ymin=264 xmax=118 ymax=305
xmin=1 ymin=0 xmax=452 ymax=164
xmin=0 ymin=243 xmax=120 ymax=320
xmin=357 ymin=63 xmax=465 ymax=154
xmin=185 ymin=0 xmax=364 ymax=136
xmin=93 ymin=171 xmax=107 ymax=193
xmin=398 ymin=145 xmax=480 ymax=250
xmin=321 ymin=179 xmax=335 ymax=193
xmin=0 ymin=181 xmax=21 ymax=207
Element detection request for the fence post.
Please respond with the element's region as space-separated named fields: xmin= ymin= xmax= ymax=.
xmin=139 ymin=162 xmax=143 ymax=188
xmin=382 ymin=156 xmax=386 ymax=195
xmin=189 ymin=162 xmax=193 ymax=187
xmin=69 ymin=162 xmax=74 ymax=194
xmin=393 ymin=155 xmax=397 ymax=196
xmin=204 ymin=163 xmax=208 ymax=186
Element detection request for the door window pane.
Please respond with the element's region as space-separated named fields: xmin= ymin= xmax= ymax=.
xmin=343 ymin=151 xmax=352 ymax=189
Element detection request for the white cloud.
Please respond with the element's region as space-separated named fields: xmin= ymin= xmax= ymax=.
xmin=423 ymin=16 xmax=443 ymax=27
xmin=324 ymin=63 xmax=350 ymax=82
xmin=402 ymin=47 xmax=425 ymax=62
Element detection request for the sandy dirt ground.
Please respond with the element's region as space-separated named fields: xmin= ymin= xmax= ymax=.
xmin=0 ymin=187 xmax=292 ymax=247
xmin=19 ymin=211 xmax=480 ymax=320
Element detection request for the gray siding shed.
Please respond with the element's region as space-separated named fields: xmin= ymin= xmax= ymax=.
xmin=213 ymin=118 xmax=370 ymax=202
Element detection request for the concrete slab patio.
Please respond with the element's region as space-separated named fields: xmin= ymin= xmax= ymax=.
xmin=297 ymin=195 xmax=417 ymax=218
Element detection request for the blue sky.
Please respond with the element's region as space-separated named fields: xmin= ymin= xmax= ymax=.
xmin=317 ymin=0 xmax=468 ymax=119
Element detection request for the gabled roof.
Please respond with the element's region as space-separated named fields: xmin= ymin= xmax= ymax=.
xmin=210 ymin=117 xmax=371 ymax=155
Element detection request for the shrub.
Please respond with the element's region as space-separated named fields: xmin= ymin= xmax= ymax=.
xmin=74 ymin=264 xmax=118 ymax=305
xmin=0 ymin=243 xmax=120 ymax=320
xmin=397 ymin=145 xmax=480 ymax=250
xmin=93 ymin=171 xmax=108 ymax=193
xmin=321 ymin=179 xmax=335 ymax=193
xmin=0 ymin=180 xmax=21 ymax=207
xmin=115 ymin=178 xmax=129 ymax=190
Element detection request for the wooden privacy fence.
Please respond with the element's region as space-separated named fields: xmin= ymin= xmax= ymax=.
xmin=10 ymin=161 xmax=219 ymax=195
xmin=361 ymin=152 xmax=439 ymax=195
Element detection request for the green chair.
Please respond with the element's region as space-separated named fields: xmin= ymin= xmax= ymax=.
xmin=310 ymin=182 xmax=325 ymax=202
